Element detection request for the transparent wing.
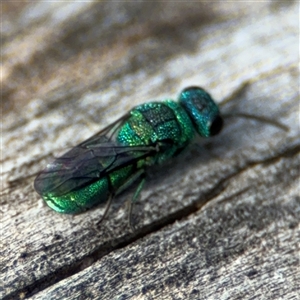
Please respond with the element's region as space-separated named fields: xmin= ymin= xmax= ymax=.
xmin=34 ymin=113 xmax=156 ymax=197
xmin=77 ymin=112 xmax=130 ymax=147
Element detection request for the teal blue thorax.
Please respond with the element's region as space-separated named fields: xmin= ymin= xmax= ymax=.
xmin=117 ymin=101 xmax=194 ymax=166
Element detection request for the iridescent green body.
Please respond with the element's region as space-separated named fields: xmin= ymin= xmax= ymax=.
xmin=34 ymin=87 xmax=223 ymax=215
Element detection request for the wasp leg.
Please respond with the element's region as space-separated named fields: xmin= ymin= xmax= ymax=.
xmin=96 ymin=192 xmax=114 ymax=226
xmin=96 ymin=169 xmax=145 ymax=228
xmin=128 ymin=174 xmax=146 ymax=232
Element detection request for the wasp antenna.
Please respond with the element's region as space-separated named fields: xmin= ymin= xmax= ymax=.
xmin=223 ymin=113 xmax=289 ymax=132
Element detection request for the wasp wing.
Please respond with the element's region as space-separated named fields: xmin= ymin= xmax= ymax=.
xmin=77 ymin=112 xmax=130 ymax=147
xmin=34 ymin=142 xmax=156 ymax=197
xmin=34 ymin=112 xmax=156 ymax=197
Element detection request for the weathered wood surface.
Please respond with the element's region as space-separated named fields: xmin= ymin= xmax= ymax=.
xmin=1 ymin=2 xmax=299 ymax=300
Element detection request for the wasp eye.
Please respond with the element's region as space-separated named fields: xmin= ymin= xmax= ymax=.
xmin=210 ymin=115 xmax=223 ymax=136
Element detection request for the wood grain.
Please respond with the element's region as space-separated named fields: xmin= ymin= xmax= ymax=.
xmin=1 ymin=2 xmax=299 ymax=300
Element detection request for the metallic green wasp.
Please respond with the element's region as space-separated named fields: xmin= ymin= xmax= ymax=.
xmin=34 ymin=86 xmax=287 ymax=228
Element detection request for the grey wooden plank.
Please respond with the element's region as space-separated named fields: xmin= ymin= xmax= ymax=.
xmin=31 ymin=154 xmax=299 ymax=300
xmin=1 ymin=2 xmax=299 ymax=299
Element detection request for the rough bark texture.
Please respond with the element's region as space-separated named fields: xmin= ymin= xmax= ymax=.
xmin=1 ymin=2 xmax=299 ymax=300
